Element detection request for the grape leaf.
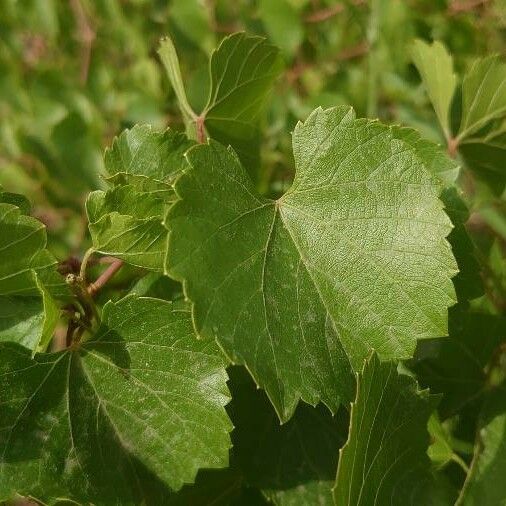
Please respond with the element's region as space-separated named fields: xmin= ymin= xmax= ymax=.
xmin=228 ymin=366 xmax=349 ymax=506
xmin=0 ymin=203 xmax=67 ymax=297
xmin=0 ymin=188 xmax=30 ymax=214
xmin=166 ymin=106 xmax=457 ymax=421
xmin=0 ymin=272 xmax=59 ymax=353
xmin=458 ymin=55 xmax=506 ymax=140
xmin=86 ymin=125 xmax=193 ymax=270
xmin=0 ymin=200 xmax=64 ymax=352
xmin=427 ymin=414 xmax=455 ymax=470
xmin=441 ymin=188 xmax=483 ymax=302
xmin=0 ymin=296 xmax=232 ymax=504
xmin=86 ymin=185 xmax=170 ymax=271
xmin=104 ymin=124 xmax=194 ymax=187
xmin=411 ymin=39 xmax=457 ymax=139
xmin=458 ymin=121 xmax=506 ymax=194
xmin=413 ymin=306 xmax=506 ymax=419
xmin=159 ymin=33 xmax=283 ymax=170
xmin=203 ymin=33 xmax=283 ymax=169
xmin=333 ymin=354 xmax=439 ymax=505
xmin=457 ymin=385 xmax=506 ymax=506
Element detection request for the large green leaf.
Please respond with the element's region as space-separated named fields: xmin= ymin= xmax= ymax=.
xmin=411 ymin=39 xmax=457 ymax=139
xmin=0 ymin=296 xmax=232 ymax=504
xmin=333 ymin=354 xmax=440 ymax=505
xmin=228 ymin=366 xmax=348 ymax=505
xmin=202 ymin=33 xmax=283 ymax=168
xmin=166 ymin=106 xmax=457 ymax=421
xmin=457 ymin=385 xmax=506 ymax=505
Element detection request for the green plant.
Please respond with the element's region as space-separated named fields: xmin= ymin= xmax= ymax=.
xmin=1 ymin=4 xmax=506 ymax=504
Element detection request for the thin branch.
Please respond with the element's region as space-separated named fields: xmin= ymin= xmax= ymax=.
xmin=448 ymin=0 xmax=489 ymax=15
xmin=69 ymin=0 xmax=95 ymax=85
xmin=195 ymin=115 xmax=206 ymax=144
xmin=338 ymin=41 xmax=369 ymax=61
xmin=304 ymin=0 xmax=365 ymax=23
xmin=87 ymin=259 xmax=124 ymax=296
xmin=447 ymin=137 xmax=459 ymax=158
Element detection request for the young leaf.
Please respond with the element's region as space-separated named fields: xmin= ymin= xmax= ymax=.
xmin=104 ymin=124 xmax=194 ymax=186
xmin=333 ymin=354 xmax=439 ymax=505
xmin=228 ymin=366 xmax=349 ymax=505
xmin=203 ymin=33 xmax=283 ymax=168
xmin=160 ymin=33 xmax=283 ymax=169
xmin=0 ymin=296 xmax=232 ymax=504
xmin=86 ymin=125 xmax=193 ymax=270
xmin=456 ymin=385 xmax=506 ymax=506
xmin=411 ymin=39 xmax=457 ymax=139
xmin=158 ymin=37 xmax=200 ymax=137
xmin=86 ymin=185 xmax=169 ymax=271
xmin=458 ymin=55 xmax=506 ymax=140
xmin=166 ymin=106 xmax=458 ymax=421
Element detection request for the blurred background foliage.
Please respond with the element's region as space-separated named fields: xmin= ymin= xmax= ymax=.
xmin=0 ymin=0 xmax=505 ymax=312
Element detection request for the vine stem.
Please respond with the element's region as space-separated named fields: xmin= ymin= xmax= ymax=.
xmin=80 ymin=247 xmax=95 ymax=280
xmin=87 ymin=259 xmax=124 ymax=296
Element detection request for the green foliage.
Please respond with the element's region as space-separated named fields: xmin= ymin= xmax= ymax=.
xmin=1 ymin=1 xmax=506 ymax=504
xmin=0 ymin=296 xmax=231 ymax=504
xmin=334 ymin=354 xmax=441 ymax=505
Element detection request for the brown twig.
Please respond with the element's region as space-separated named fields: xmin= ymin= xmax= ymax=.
xmin=447 ymin=137 xmax=459 ymax=158
xmin=304 ymin=0 xmax=365 ymax=23
xmin=69 ymin=0 xmax=95 ymax=85
xmin=195 ymin=115 xmax=206 ymax=144
xmin=87 ymin=259 xmax=124 ymax=296
xmin=448 ymin=0 xmax=489 ymax=15
xmin=338 ymin=41 xmax=369 ymax=61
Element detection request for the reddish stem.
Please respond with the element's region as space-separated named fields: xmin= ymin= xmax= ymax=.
xmin=196 ymin=115 xmax=206 ymax=144
xmin=87 ymin=259 xmax=124 ymax=296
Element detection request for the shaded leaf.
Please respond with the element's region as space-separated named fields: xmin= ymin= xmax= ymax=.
xmin=457 ymin=385 xmax=506 ymax=505
xmin=412 ymin=306 xmax=506 ymax=418
xmin=333 ymin=354 xmax=439 ymax=505
xmin=228 ymin=366 xmax=348 ymax=505
xmin=0 ymin=203 xmax=67 ymax=297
